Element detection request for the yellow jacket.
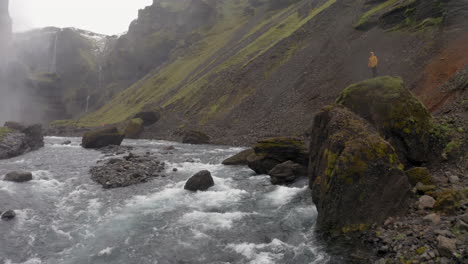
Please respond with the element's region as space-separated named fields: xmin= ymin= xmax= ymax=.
xmin=368 ymin=52 xmax=378 ymax=68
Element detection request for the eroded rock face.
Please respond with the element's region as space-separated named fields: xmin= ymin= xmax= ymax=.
xmin=336 ymin=76 xmax=437 ymax=164
xmin=184 ymin=170 xmax=214 ymax=191
xmin=134 ymin=111 xmax=160 ymax=126
xmin=309 ymin=105 xmax=411 ymax=234
xmin=124 ymin=118 xmax=144 ymax=139
xmin=0 ymin=123 xmax=44 ymax=160
xmin=82 ymin=127 xmax=125 ymax=149
xmin=248 ymin=137 xmax=307 ymax=175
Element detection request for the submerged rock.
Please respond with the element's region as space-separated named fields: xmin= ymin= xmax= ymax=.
xmin=181 ymin=130 xmax=210 ymax=144
xmin=222 ymin=148 xmax=254 ymax=165
xmin=0 ymin=122 xmax=44 ymax=160
xmin=3 ymin=171 xmax=33 ymax=182
xmin=248 ymin=137 xmax=307 ymax=175
xmin=90 ymin=153 xmax=165 ymax=188
xmin=184 ymin=170 xmax=214 ymax=191
xmin=268 ymin=160 xmax=306 ymax=185
xmin=336 ymin=76 xmax=438 ymax=164
xmin=309 ymin=105 xmax=411 ymax=234
xmin=1 ymin=210 xmax=16 ymax=221
xmin=82 ymin=127 xmax=125 ymax=149
xmin=62 ymin=140 xmax=72 ymax=145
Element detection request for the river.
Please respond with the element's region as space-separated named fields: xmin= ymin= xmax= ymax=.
xmin=0 ymin=137 xmax=329 ymax=264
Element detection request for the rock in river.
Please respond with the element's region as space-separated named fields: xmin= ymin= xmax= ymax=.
xmin=0 ymin=122 xmax=44 ymax=160
xmin=1 ymin=210 xmax=16 ymax=221
xmin=184 ymin=170 xmax=214 ymax=191
xmin=3 ymin=171 xmax=33 ymax=182
xmin=82 ymin=127 xmax=125 ymax=149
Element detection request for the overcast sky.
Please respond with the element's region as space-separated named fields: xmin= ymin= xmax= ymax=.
xmin=10 ymin=0 xmax=153 ymax=35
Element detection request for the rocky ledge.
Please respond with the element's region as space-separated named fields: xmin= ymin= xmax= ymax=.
xmin=0 ymin=122 xmax=44 ymax=160
xmin=90 ymin=152 xmax=165 ymax=188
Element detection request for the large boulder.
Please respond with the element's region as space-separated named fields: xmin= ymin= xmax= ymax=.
xmin=4 ymin=171 xmax=33 ymax=182
xmin=0 ymin=123 xmax=44 ymax=160
xmin=268 ymin=160 xmax=306 ymax=185
xmin=1 ymin=210 xmax=16 ymax=221
xmin=309 ymin=105 xmax=411 ymax=234
xmin=184 ymin=170 xmax=214 ymax=191
xmin=222 ymin=149 xmax=254 ymax=165
xmin=181 ymin=130 xmax=210 ymax=144
xmin=248 ymin=137 xmax=307 ymax=175
xmin=336 ymin=76 xmax=436 ymax=164
xmin=134 ymin=111 xmax=160 ymax=126
xmin=124 ymin=118 xmax=144 ymax=139
xmin=82 ymin=127 xmax=125 ymax=149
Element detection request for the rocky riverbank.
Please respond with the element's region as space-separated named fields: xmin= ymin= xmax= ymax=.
xmin=0 ymin=122 xmax=44 ymax=160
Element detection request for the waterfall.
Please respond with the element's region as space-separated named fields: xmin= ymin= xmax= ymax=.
xmin=85 ymin=95 xmax=90 ymax=113
xmin=49 ymin=31 xmax=58 ymax=73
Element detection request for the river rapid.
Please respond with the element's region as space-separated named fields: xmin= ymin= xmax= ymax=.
xmin=0 ymin=137 xmax=330 ymax=264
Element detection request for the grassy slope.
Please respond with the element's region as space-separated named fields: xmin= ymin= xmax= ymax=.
xmin=55 ymin=0 xmax=337 ymax=127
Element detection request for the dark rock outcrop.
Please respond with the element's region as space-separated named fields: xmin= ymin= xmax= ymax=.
xmin=222 ymin=148 xmax=254 ymax=165
xmin=268 ymin=160 xmax=306 ymax=185
xmin=336 ymin=76 xmax=437 ymax=164
xmin=124 ymin=118 xmax=144 ymax=139
xmin=309 ymin=105 xmax=411 ymax=234
xmin=1 ymin=209 xmax=16 ymax=221
xmin=90 ymin=153 xmax=165 ymax=188
xmin=0 ymin=123 xmax=44 ymax=159
xmin=134 ymin=111 xmax=160 ymax=126
xmin=184 ymin=170 xmax=214 ymax=191
xmin=82 ymin=127 xmax=125 ymax=149
xmin=248 ymin=137 xmax=307 ymax=175
xmin=4 ymin=171 xmax=33 ymax=182
xmin=181 ymin=130 xmax=210 ymax=144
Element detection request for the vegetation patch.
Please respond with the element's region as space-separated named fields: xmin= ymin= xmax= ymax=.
xmin=0 ymin=127 xmax=12 ymax=140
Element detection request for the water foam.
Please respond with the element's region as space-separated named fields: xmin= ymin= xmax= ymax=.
xmin=179 ymin=211 xmax=252 ymax=230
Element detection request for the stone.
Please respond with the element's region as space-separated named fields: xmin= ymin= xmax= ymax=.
xmin=0 ymin=123 xmax=44 ymax=160
xmin=181 ymin=130 xmax=210 ymax=145
xmin=184 ymin=170 xmax=214 ymax=191
xmin=336 ymin=76 xmax=437 ymax=164
xmin=82 ymin=127 xmax=125 ymax=149
xmin=173 ymin=168 xmax=178 ymax=172
xmin=448 ymin=175 xmax=459 ymax=184
xmin=419 ymin=195 xmax=436 ymax=210
xmin=415 ymin=183 xmax=437 ymax=195
xmin=3 ymin=171 xmax=33 ymax=182
xmin=61 ymin=140 xmax=72 ymax=145
xmin=309 ymin=105 xmax=410 ymax=234
xmin=124 ymin=118 xmax=144 ymax=139
xmin=436 ymin=236 xmax=457 ymax=258
xmin=222 ymin=148 xmax=254 ymax=165
xmin=1 ymin=210 xmax=16 ymax=221
xmin=423 ymin=213 xmax=441 ymax=224
xmin=248 ymin=137 xmax=307 ymax=175
xmin=406 ymin=167 xmax=434 ymax=186
xmin=164 ymin=146 xmax=175 ymax=151
xmin=268 ymin=160 xmax=306 ymax=185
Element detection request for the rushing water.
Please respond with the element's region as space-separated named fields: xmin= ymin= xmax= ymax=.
xmin=0 ymin=137 xmax=329 ymax=264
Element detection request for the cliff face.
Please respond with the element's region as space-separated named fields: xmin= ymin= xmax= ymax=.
xmin=53 ymin=0 xmax=467 ymax=145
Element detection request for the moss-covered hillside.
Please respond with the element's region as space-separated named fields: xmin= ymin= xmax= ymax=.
xmin=52 ymin=0 xmax=467 ymax=144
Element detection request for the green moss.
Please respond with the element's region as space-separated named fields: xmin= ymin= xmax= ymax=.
xmin=340 ymin=223 xmax=370 ymax=234
xmin=0 ymin=127 xmax=12 ymax=140
xmin=406 ymin=167 xmax=433 ymax=186
xmin=354 ymin=0 xmax=399 ymax=29
xmin=416 ymin=246 xmax=427 ymax=255
xmin=434 ymin=189 xmax=463 ymax=214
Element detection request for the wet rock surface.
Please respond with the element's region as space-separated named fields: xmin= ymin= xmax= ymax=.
xmin=3 ymin=171 xmax=33 ymax=182
xmin=1 ymin=210 xmax=16 ymax=221
xmin=0 ymin=122 xmax=44 ymax=160
xmin=82 ymin=127 xmax=125 ymax=149
xmin=184 ymin=170 xmax=214 ymax=192
xmin=222 ymin=148 xmax=254 ymax=165
xmin=180 ymin=130 xmax=210 ymax=145
xmin=268 ymin=160 xmax=306 ymax=185
xmin=90 ymin=152 xmax=165 ymax=189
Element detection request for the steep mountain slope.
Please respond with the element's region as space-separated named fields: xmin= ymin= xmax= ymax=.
xmin=55 ymin=0 xmax=467 ymax=145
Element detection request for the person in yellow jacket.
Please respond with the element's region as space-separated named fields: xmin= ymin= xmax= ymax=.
xmin=368 ymin=51 xmax=378 ymax=77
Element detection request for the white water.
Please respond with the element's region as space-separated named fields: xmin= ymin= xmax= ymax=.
xmin=0 ymin=137 xmax=329 ymax=264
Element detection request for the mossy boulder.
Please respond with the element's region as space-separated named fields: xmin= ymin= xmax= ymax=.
xmin=124 ymin=118 xmax=144 ymax=139
xmin=248 ymin=137 xmax=307 ymax=175
xmin=434 ymin=189 xmax=464 ymax=214
xmin=336 ymin=76 xmax=436 ymax=164
xmin=268 ymin=160 xmax=306 ymax=185
xmin=181 ymin=130 xmax=210 ymax=144
xmin=82 ymin=127 xmax=125 ymax=149
xmin=309 ymin=105 xmax=411 ymax=234
xmin=0 ymin=123 xmax=44 ymax=159
xmin=222 ymin=148 xmax=254 ymax=165
xmin=406 ymin=167 xmax=434 ymax=186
